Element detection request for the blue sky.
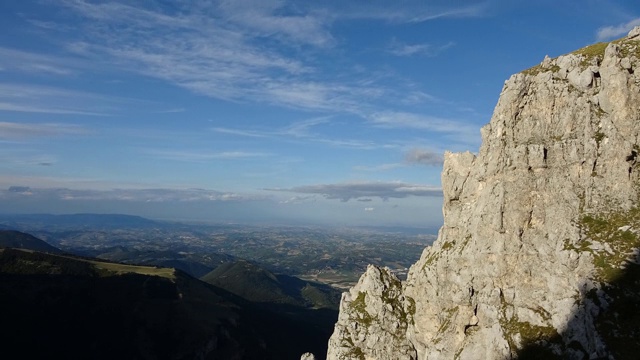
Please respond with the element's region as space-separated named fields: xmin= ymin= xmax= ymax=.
xmin=1 ymin=0 xmax=639 ymax=228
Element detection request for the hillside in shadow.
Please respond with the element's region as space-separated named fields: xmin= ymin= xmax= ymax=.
xmin=0 ymin=247 xmax=337 ymax=360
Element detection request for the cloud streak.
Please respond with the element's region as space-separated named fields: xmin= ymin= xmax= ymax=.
xmin=213 ymin=118 xmax=384 ymax=150
xmin=267 ymin=181 xmax=442 ymax=201
xmin=387 ymin=40 xmax=455 ymax=57
xmin=0 ymin=47 xmax=77 ymax=76
xmin=0 ymin=121 xmax=87 ymax=139
xmin=335 ymin=1 xmax=487 ymax=23
xmin=144 ymin=149 xmax=271 ymax=162
xmin=1 ymin=186 xmax=267 ymax=203
xmin=367 ymin=111 xmax=480 ymax=147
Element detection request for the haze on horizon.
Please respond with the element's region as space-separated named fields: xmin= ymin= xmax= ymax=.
xmin=1 ymin=0 xmax=638 ymax=228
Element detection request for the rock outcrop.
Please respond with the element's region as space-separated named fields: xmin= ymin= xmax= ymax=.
xmin=327 ymin=27 xmax=640 ymax=359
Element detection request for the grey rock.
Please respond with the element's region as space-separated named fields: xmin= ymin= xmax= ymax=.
xmin=300 ymin=352 xmax=316 ymax=360
xmin=628 ymin=25 xmax=640 ymax=39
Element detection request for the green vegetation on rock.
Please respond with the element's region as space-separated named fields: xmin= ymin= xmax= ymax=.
xmin=574 ymin=42 xmax=608 ymax=67
xmin=349 ymin=291 xmax=374 ymax=327
xmin=579 ymin=207 xmax=640 ymax=283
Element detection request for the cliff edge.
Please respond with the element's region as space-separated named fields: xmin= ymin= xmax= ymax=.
xmin=325 ymin=27 xmax=640 ymax=360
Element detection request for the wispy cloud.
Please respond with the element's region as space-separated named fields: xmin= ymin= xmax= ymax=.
xmin=367 ymin=111 xmax=479 ymax=147
xmin=335 ymin=1 xmax=487 ymax=23
xmin=213 ymin=118 xmax=384 ymax=150
xmin=282 ymin=117 xmax=332 ymax=137
xmin=0 ymin=186 xmax=268 ymax=202
xmin=0 ymin=149 xmax=58 ymax=167
xmin=369 ymin=111 xmax=461 ymax=131
xmin=279 ymin=195 xmax=316 ymax=204
xmin=0 ymin=83 xmax=180 ymax=116
xmin=0 ymin=47 xmax=77 ymax=76
xmin=0 ymin=83 xmax=119 ymax=116
xmin=266 ymin=181 xmax=442 ymax=201
xmin=367 ymin=111 xmax=480 ymax=147
xmin=387 ymin=40 xmax=455 ymax=57
xmin=144 ymin=149 xmax=271 ymax=162
xmin=216 ymin=0 xmax=334 ymax=47
xmin=25 ymin=0 xmax=479 ymax=116
xmin=354 ymin=163 xmax=405 ymax=172
xmin=596 ymin=17 xmax=640 ymax=40
xmin=0 ymin=103 xmax=105 ymax=116
xmin=57 ymin=0 xmax=320 ymax=106
xmin=0 ymin=121 xmax=87 ymax=139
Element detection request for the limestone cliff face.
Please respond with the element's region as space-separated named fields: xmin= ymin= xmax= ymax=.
xmin=326 ymin=28 xmax=640 ymax=360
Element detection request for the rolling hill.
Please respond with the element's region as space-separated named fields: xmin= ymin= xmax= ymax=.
xmin=202 ymin=259 xmax=341 ymax=309
xmin=0 ymin=230 xmax=63 ymax=254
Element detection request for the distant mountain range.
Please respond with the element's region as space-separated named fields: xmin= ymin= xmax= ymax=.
xmin=0 ymin=213 xmax=160 ymax=230
xmin=0 ymin=230 xmax=338 ymax=359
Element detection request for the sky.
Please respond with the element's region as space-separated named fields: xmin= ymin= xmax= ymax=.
xmin=1 ymin=0 xmax=639 ymax=229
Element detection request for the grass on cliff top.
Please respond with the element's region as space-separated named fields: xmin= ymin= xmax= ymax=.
xmin=574 ymin=42 xmax=609 ymax=67
xmin=522 ymin=34 xmax=639 ymax=75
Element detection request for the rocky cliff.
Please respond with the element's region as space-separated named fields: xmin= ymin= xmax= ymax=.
xmin=325 ymin=27 xmax=640 ymax=360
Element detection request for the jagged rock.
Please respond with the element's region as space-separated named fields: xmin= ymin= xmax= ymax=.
xmin=326 ymin=31 xmax=640 ymax=360
xmin=327 ymin=265 xmax=417 ymax=360
xmin=628 ymin=25 xmax=640 ymax=39
xmin=300 ymin=352 xmax=316 ymax=360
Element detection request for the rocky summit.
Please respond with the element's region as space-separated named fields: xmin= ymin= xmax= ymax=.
xmin=323 ymin=27 xmax=640 ymax=360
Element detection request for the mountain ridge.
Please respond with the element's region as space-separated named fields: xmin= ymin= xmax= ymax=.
xmin=0 ymin=230 xmax=63 ymax=254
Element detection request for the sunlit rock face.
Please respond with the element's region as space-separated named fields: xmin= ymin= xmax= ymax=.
xmin=326 ymin=27 xmax=640 ymax=360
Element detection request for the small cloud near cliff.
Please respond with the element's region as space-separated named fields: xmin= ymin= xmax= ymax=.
xmin=596 ymin=18 xmax=640 ymax=40
xmin=404 ymin=148 xmax=444 ymax=166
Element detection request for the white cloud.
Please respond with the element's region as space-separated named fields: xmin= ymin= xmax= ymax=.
xmin=364 ymin=207 xmax=375 ymax=211
xmin=596 ymin=18 xmax=640 ymax=41
xmin=267 ymin=181 xmax=442 ymax=201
